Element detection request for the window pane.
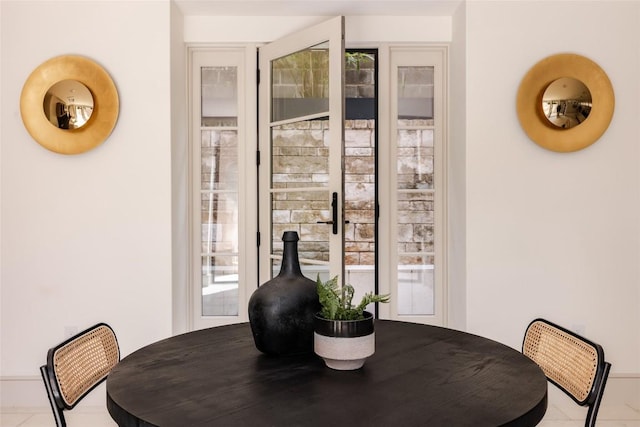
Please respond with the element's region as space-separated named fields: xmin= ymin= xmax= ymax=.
xmin=271 ymin=120 xmax=329 ymax=188
xmin=201 ymin=192 xmax=238 ymax=253
xmin=345 ymin=52 xmax=375 ymax=99
xmin=271 ymin=42 xmax=329 ymax=122
xmin=398 ymin=66 xmax=433 ymax=120
xmin=270 ymin=188 xmax=331 ymax=282
xmin=344 ymin=119 xmax=375 ymax=267
xmin=397 ymin=128 xmax=433 ymax=190
xmin=201 ymin=66 xmax=238 ymax=127
xmin=397 ymin=192 xmax=434 ymax=253
xmin=202 ymin=256 xmax=238 ymax=316
xmin=396 ymin=64 xmax=436 ymax=318
xmin=271 ymin=190 xmax=330 ymax=262
xmin=397 ymin=255 xmax=434 ymax=316
xmin=344 ymin=51 xmax=377 ymax=311
xmin=201 ymin=130 xmax=238 ymax=191
xmin=200 ymin=65 xmax=239 ymax=318
xmin=345 ymin=52 xmax=376 ymax=119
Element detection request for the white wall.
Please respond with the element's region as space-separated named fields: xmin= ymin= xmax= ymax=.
xmin=184 ymin=15 xmax=451 ymax=43
xmin=0 ymin=0 xmax=174 ymax=405
xmin=448 ymin=0 xmax=467 ymax=331
xmin=464 ymin=0 xmax=640 ymax=375
xmin=170 ymin=0 xmax=189 ymax=335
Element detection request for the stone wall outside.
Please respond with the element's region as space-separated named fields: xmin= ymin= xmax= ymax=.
xmin=271 ymin=119 xmax=434 ymax=266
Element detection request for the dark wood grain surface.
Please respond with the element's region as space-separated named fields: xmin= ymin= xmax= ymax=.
xmin=106 ymin=321 xmax=547 ymax=427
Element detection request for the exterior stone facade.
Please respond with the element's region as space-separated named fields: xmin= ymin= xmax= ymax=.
xmin=271 ymin=119 xmax=434 ymax=266
xmin=201 ymin=53 xmax=435 ymax=270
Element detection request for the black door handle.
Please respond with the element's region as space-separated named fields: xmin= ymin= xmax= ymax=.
xmin=330 ymin=192 xmax=338 ymax=235
xmin=316 ymin=192 xmax=338 ymax=235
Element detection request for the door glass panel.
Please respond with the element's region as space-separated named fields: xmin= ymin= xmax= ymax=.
xmin=259 ymin=16 xmax=344 ymax=287
xmin=397 ymin=255 xmax=434 ymax=316
xmin=202 ymin=256 xmax=238 ymax=316
xmin=397 ymin=129 xmax=434 ymax=189
xmin=270 ymin=117 xmax=331 ymax=277
xmin=398 ymin=66 xmax=434 ymax=120
xmin=271 ymin=42 xmax=329 ymax=123
xmin=201 ymin=66 xmax=238 ymax=126
xmin=200 ymin=66 xmax=239 ymax=316
xmin=271 ymin=190 xmax=331 ymax=258
xmin=344 ymin=50 xmax=377 ymax=307
xmin=397 ymin=192 xmax=434 ymax=253
xmin=271 ymin=189 xmax=331 ymax=279
xmin=396 ymin=66 xmax=435 ymax=316
xmin=271 ymin=120 xmax=329 ymax=187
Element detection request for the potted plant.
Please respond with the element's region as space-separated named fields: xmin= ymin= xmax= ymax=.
xmin=313 ymin=276 xmax=390 ymax=370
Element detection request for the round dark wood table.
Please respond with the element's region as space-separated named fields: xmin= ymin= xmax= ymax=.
xmin=106 ymin=321 xmax=547 ymax=427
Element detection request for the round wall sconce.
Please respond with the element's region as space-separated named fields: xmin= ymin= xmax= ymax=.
xmin=20 ymin=55 xmax=119 ymax=154
xmin=516 ymin=53 xmax=614 ymax=152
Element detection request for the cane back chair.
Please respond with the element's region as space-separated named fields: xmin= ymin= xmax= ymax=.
xmin=40 ymin=323 xmax=120 ymax=427
xmin=523 ymin=318 xmax=611 ymax=427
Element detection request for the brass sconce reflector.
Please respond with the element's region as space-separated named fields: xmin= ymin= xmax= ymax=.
xmin=20 ymin=55 xmax=119 ymax=154
xmin=516 ymin=53 xmax=614 ymax=152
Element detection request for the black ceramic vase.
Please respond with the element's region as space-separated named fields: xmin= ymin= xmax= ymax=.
xmin=248 ymin=231 xmax=320 ymax=356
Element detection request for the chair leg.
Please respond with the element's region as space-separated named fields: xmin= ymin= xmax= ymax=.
xmin=40 ymin=365 xmax=66 ymax=427
xmin=585 ymin=362 xmax=611 ymax=427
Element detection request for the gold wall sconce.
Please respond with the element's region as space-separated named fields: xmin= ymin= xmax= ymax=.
xmin=20 ymin=55 xmax=119 ymax=154
xmin=516 ymin=53 xmax=614 ymax=152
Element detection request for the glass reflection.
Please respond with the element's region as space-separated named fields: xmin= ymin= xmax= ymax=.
xmin=271 ymin=42 xmax=329 ymax=123
xmin=398 ymin=66 xmax=434 ymax=120
xmin=200 ymin=66 xmax=239 ymax=317
xmin=396 ymin=65 xmax=436 ymax=317
xmin=43 ymin=80 xmax=93 ymax=129
xmin=542 ymin=77 xmax=592 ymax=129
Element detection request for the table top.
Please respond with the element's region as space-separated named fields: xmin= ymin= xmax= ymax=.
xmin=106 ymin=321 xmax=547 ymax=427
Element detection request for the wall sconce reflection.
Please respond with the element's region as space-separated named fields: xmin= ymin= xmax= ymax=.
xmin=541 ymin=77 xmax=591 ymax=129
xmin=43 ymin=79 xmax=94 ymax=130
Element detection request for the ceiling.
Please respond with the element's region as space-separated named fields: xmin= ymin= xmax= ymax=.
xmin=542 ymin=77 xmax=592 ymax=102
xmin=174 ymin=0 xmax=463 ymax=16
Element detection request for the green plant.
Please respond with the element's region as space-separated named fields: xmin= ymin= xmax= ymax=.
xmin=345 ymin=52 xmax=374 ymax=70
xmin=316 ymin=275 xmax=390 ymax=321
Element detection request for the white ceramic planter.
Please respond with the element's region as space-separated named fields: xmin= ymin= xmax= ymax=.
xmin=313 ymin=311 xmax=375 ymax=370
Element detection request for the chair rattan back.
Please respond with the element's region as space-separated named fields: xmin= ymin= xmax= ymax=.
xmin=523 ymin=318 xmax=611 ymax=427
xmin=40 ymin=323 xmax=120 ymax=427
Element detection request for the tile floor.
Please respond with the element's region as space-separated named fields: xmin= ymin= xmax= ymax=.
xmin=1 ymin=406 xmax=116 ymax=427
xmin=1 ymin=401 xmax=639 ymax=427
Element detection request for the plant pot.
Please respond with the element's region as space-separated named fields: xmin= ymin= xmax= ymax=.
xmin=313 ymin=311 xmax=375 ymax=370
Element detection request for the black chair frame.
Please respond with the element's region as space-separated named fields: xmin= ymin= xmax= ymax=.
xmin=523 ymin=318 xmax=611 ymax=427
xmin=40 ymin=323 xmax=119 ymax=427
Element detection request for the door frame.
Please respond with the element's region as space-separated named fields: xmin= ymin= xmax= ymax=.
xmin=377 ymin=44 xmax=448 ymax=325
xmin=188 ymin=46 xmax=258 ymax=330
xmin=186 ymin=40 xmax=449 ymax=330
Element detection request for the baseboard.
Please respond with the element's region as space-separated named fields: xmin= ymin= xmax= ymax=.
xmin=1 ymin=376 xmax=107 ymax=409
xmin=540 ymin=373 xmax=640 ymax=411
xmin=2 ymin=374 xmax=639 ymax=410
xmin=600 ymin=374 xmax=640 ymax=408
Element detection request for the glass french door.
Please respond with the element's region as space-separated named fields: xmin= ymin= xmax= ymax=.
xmin=189 ymin=30 xmax=447 ymax=330
xmin=377 ymin=47 xmax=447 ymax=326
xmin=190 ymin=47 xmax=257 ymax=329
xmin=258 ymin=17 xmax=345 ymax=284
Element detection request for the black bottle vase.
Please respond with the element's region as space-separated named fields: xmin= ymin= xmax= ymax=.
xmin=248 ymin=231 xmax=320 ymax=355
